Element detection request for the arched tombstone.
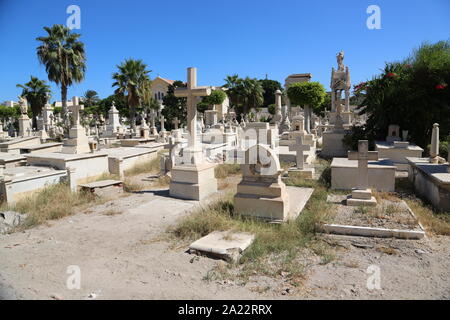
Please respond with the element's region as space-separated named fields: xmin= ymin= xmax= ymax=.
xmin=234 ymin=144 xmax=290 ymax=222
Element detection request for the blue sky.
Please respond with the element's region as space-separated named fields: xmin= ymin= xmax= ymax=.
xmin=0 ymin=0 xmax=449 ymax=103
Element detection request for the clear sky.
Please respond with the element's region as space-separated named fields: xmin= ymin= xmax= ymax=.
xmin=0 ymin=0 xmax=449 ymax=103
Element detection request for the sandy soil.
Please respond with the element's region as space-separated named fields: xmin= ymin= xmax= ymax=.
xmin=1 ymin=180 xmax=449 ymax=300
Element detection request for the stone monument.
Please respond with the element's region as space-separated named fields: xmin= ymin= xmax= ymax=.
xmin=234 ymin=144 xmax=290 ymax=221
xmin=169 ymin=67 xmax=218 ymax=200
xmin=18 ymin=97 xmax=31 ymax=137
xmin=61 ymin=96 xmax=90 ymax=154
xmin=346 ymin=140 xmax=378 ymax=206
xmin=288 ymin=136 xmax=314 ymax=178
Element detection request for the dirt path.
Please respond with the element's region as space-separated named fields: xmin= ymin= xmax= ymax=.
xmin=1 ymin=184 xmax=449 ymax=300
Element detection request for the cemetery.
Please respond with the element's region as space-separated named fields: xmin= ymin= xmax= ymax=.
xmin=0 ymin=2 xmax=449 ymax=301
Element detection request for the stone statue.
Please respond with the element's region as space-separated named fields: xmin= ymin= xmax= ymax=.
xmin=19 ymin=96 xmax=28 ymax=114
xmin=337 ymin=51 xmax=345 ymax=71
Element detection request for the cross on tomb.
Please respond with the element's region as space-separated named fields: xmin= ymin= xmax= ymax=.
xmin=69 ymin=96 xmax=84 ymax=127
xmin=348 ymin=140 xmax=378 ymax=190
xmin=174 ymin=67 xmax=211 ymax=149
xmin=172 ymin=117 xmax=180 ymax=130
xmin=289 ymin=136 xmax=310 ymax=170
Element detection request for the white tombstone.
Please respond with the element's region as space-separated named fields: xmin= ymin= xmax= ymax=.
xmin=169 ymin=67 xmax=217 ymax=201
xmin=106 ymin=102 xmax=121 ymax=135
xmin=346 ymin=140 xmax=378 ymax=206
xmin=18 ymin=97 xmax=31 ymax=137
xmin=61 ymin=96 xmax=90 ymax=154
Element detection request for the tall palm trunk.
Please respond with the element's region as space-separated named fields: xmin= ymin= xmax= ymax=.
xmin=61 ymin=85 xmax=68 ymax=119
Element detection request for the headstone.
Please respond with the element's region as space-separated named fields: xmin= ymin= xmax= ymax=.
xmin=386 ymin=124 xmax=401 ymax=143
xmin=430 ymin=123 xmax=440 ymax=163
xmin=106 ymin=101 xmax=121 ymax=135
xmin=169 ymin=67 xmax=217 ymax=201
xmin=288 ymin=136 xmax=314 ymax=178
xmin=234 ymin=144 xmax=289 ymax=221
xmin=61 ymin=96 xmax=90 ymax=154
xmin=150 ymin=110 xmax=158 ymax=135
xmin=346 ymin=140 xmax=378 ymax=206
xmin=172 ymin=117 xmax=180 ymax=130
xmin=18 ymin=97 xmax=31 ymax=137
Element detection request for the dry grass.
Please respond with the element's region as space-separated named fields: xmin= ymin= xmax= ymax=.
xmin=124 ymin=156 xmax=160 ymax=176
xmin=171 ymin=159 xmax=336 ymax=284
xmin=214 ymin=163 xmax=241 ymax=179
xmin=395 ymin=178 xmax=450 ymax=235
xmin=1 ymin=182 xmax=100 ymax=228
xmin=405 ymin=198 xmax=450 ymax=235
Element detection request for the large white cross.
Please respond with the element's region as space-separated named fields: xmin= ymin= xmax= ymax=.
xmin=348 ymin=140 xmax=378 ymax=190
xmin=289 ymin=136 xmax=310 ymax=169
xmin=174 ymin=67 xmax=211 ymax=148
xmin=69 ymin=96 xmax=83 ymax=127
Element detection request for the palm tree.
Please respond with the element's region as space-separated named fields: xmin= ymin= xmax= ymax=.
xmin=36 ymin=24 xmax=86 ymax=121
xmin=242 ymin=77 xmax=264 ymax=114
xmin=223 ymin=74 xmax=243 ymax=110
xmin=16 ymin=76 xmax=51 ymax=129
xmin=82 ymin=90 xmax=100 ymax=108
xmin=112 ymin=59 xmax=151 ymax=129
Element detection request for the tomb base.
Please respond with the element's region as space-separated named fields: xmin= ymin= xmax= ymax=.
xmin=346 ymin=188 xmax=377 ymax=206
xmin=62 ymin=136 xmax=91 ymax=154
xmin=234 ymin=181 xmax=289 ymax=222
xmin=169 ymin=162 xmax=218 ymax=201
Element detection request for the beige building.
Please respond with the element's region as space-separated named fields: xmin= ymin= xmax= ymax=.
xmin=151 ymin=76 xmax=175 ymax=104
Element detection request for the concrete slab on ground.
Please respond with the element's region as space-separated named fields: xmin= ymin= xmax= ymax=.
xmin=189 ymin=231 xmax=255 ymax=262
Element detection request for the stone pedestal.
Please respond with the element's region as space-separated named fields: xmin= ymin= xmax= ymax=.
xmin=169 ymin=162 xmax=218 ymax=201
xmin=346 ymin=188 xmax=377 ymax=206
xmin=62 ymin=125 xmax=90 ymax=154
xmin=18 ymin=115 xmax=31 ymax=137
xmin=234 ymin=144 xmax=290 ymax=221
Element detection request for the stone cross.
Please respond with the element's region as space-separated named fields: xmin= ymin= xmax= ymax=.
xmin=172 ymin=117 xmax=180 ymax=130
xmin=69 ymin=96 xmax=83 ymax=127
xmin=160 ymin=115 xmax=166 ymax=132
xmin=289 ymin=136 xmax=310 ymax=169
xmin=348 ymin=140 xmax=378 ymax=190
xmin=174 ymin=67 xmax=211 ymax=149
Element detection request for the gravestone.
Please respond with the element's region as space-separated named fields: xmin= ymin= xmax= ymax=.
xmin=105 ymin=102 xmax=121 ymax=136
xmin=171 ymin=117 xmax=182 ymax=140
xmin=18 ymin=97 xmax=31 ymax=137
xmin=61 ymin=97 xmax=90 ymax=154
xmin=234 ymin=144 xmax=313 ymax=222
xmin=272 ymin=89 xmax=283 ymax=125
xmin=346 ymin=140 xmax=378 ymax=206
xmin=169 ymin=67 xmax=218 ymax=201
xmin=288 ymin=136 xmax=314 ymax=178
xmin=148 ymin=110 xmax=158 ymax=136
xmin=386 ymin=124 xmax=401 ymax=143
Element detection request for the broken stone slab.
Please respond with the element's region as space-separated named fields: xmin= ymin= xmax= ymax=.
xmin=0 ymin=211 xmax=27 ymax=234
xmin=189 ymin=231 xmax=255 ymax=263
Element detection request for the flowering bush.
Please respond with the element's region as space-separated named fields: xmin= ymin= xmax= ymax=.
xmin=351 ymin=40 xmax=450 ymax=149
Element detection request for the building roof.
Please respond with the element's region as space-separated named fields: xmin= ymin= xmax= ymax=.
xmin=154 ymin=76 xmax=175 ymax=85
